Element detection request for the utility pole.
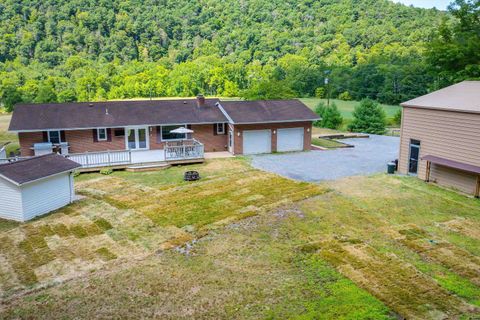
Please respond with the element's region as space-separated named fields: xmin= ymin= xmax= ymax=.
xmin=324 ymin=70 xmax=331 ymax=107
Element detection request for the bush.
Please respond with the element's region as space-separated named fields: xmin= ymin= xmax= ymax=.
xmin=313 ymin=102 xmax=343 ymax=129
xmin=348 ymin=99 xmax=386 ymax=134
xmin=100 ymin=168 xmax=113 ymax=175
xmin=338 ymin=91 xmax=352 ymax=101
xmin=393 ymin=109 xmax=402 ymax=126
xmin=315 ymin=87 xmax=325 ymax=98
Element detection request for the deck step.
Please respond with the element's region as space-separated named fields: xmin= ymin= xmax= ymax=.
xmin=126 ymin=163 xmax=171 ymax=172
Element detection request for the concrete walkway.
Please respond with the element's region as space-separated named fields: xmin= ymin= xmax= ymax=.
xmin=251 ymin=135 xmax=400 ymax=182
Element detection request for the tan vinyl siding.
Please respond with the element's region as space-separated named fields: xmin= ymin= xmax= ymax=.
xmin=399 ymin=107 xmax=480 ymax=195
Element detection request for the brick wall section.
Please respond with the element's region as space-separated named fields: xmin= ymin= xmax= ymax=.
xmin=66 ymin=130 xmax=125 ymax=153
xmin=191 ymin=124 xmax=228 ymax=152
xmin=19 ymin=132 xmax=44 ymax=156
xmin=232 ymin=121 xmax=312 ymax=154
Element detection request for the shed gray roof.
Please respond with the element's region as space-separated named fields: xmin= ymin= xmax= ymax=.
xmin=401 ymin=81 xmax=480 ymax=114
xmin=0 ymin=154 xmax=81 ymax=186
xmin=9 ymin=99 xmax=226 ymax=131
xmin=219 ymin=100 xmax=319 ymax=124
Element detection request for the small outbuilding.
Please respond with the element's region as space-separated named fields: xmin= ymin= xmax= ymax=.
xmin=399 ymin=81 xmax=480 ymax=197
xmin=0 ymin=153 xmax=81 ymax=222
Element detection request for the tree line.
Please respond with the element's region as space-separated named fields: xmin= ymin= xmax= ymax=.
xmin=0 ymin=0 xmax=478 ymax=111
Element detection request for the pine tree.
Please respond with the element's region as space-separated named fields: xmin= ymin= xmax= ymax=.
xmin=348 ymin=99 xmax=386 ymax=134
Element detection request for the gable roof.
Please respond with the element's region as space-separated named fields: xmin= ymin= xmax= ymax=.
xmin=401 ymin=81 xmax=480 ymax=114
xmin=9 ymin=99 xmax=226 ymax=131
xmin=218 ymin=100 xmax=319 ymax=124
xmin=0 ymin=154 xmax=81 ymax=186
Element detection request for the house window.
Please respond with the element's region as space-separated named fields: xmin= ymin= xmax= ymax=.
xmin=48 ymin=130 xmax=62 ymax=144
xmin=97 ymin=128 xmax=107 ymax=141
xmin=161 ymin=125 xmax=186 ymax=141
xmin=216 ymin=123 xmax=225 ymax=134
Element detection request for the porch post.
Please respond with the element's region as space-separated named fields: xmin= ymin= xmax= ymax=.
xmin=425 ymin=161 xmax=431 ymax=182
xmin=475 ymin=176 xmax=480 ymax=199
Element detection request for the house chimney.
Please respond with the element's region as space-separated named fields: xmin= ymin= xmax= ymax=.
xmin=196 ymin=94 xmax=206 ymax=107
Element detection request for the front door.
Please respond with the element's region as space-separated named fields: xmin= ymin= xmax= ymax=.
xmin=126 ymin=127 xmax=149 ymax=150
xmin=408 ymin=139 xmax=420 ymax=174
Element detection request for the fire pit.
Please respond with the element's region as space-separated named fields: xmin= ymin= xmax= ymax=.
xmin=184 ymin=171 xmax=200 ymax=181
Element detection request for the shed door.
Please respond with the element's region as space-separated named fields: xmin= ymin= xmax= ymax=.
xmin=243 ymin=130 xmax=271 ymax=155
xmin=277 ymin=128 xmax=304 ymax=152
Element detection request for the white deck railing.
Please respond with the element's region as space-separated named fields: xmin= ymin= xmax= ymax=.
xmin=165 ymin=139 xmax=204 ymax=161
xmin=65 ymin=150 xmax=132 ymax=168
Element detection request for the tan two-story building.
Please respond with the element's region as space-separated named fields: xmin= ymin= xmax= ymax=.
xmin=399 ymin=81 xmax=480 ymax=197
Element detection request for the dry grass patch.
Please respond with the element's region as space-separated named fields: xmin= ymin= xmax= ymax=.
xmin=0 ymin=158 xmax=324 ymax=298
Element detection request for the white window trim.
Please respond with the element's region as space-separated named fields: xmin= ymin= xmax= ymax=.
xmin=47 ymin=130 xmax=62 ymax=143
xmin=97 ymin=128 xmax=108 ymax=141
xmin=216 ymin=123 xmax=225 ymax=134
xmin=161 ymin=124 xmax=187 ymax=141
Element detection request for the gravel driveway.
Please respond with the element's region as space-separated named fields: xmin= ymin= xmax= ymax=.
xmin=251 ymin=135 xmax=400 ymax=182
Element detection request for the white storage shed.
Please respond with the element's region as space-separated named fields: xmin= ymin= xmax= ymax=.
xmin=0 ymin=153 xmax=81 ymax=222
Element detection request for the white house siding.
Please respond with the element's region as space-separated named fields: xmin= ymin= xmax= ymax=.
xmin=21 ymin=173 xmax=74 ymax=221
xmin=0 ymin=179 xmax=23 ymax=221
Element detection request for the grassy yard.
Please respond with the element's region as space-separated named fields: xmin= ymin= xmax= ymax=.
xmin=300 ymin=98 xmax=400 ymax=120
xmin=0 ymin=114 xmax=18 ymax=155
xmin=0 ymin=158 xmax=479 ymax=319
xmin=312 ymin=137 xmax=350 ymax=149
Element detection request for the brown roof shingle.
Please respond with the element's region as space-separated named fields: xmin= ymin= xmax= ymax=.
xmin=9 ymin=99 xmax=226 ymax=131
xmin=0 ymin=154 xmax=81 ymax=185
xmin=219 ymin=100 xmax=319 ymax=124
xmin=401 ymin=81 xmax=480 ymax=114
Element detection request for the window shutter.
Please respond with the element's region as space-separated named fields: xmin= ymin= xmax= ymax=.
xmin=224 ymin=123 xmax=228 ymax=135
xmin=213 ymin=124 xmax=218 ymax=136
xmin=156 ymin=126 xmax=161 ymax=143
xmin=186 ymin=124 xmax=192 ymax=129
xmin=93 ymin=129 xmax=98 ymax=142
xmin=43 ymin=131 xmax=49 ymax=142
xmin=60 ymin=131 xmax=66 ymax=142
xmin=107 ymin=128 xmax=112 ymax=142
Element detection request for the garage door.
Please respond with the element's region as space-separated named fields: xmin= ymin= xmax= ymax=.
xmin=243 ymin=130 xmax=271 ymax=155
xmin=277 ymin=128 xmax=304 ymax=152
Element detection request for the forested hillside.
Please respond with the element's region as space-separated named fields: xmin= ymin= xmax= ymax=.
xmin=0 ymin=0 xmax=465 ymax=109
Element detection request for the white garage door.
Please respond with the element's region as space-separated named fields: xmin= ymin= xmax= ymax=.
xmin=243 ymin=130 xmax=271 ymax=155
xmin=277 ymin=128 xmax=304 ymax=152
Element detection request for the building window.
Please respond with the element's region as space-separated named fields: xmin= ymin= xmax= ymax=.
xmin=48 ymin=130 xmax=62 ymax=144
xmin=216 ymin=123 xmax=225 ymax=134
xmin=97 ymin=128 xmax=107 ymax=141
xmin=161 ymin=125 xmax=186 ymax=141
xmin=408 ymin=139 xmax=421 ymax=174
xmin=114 ymin=128 xmax=125 ymax=137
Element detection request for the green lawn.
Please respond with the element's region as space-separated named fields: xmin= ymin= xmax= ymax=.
xmin=1 ymin=158 xmax=479 ymax=319
xmin=0 ymin=114 xmax=18 ymax=155
xmin=312 ymin=137 xmax=349 ymax=148
xmin=300 ymin=98 xmax=400 ymax=120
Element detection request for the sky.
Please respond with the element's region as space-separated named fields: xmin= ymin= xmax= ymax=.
xmin=394 ymin=0 xmax=451 ymax=10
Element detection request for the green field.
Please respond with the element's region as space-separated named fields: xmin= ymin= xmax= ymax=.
xmin=0 ymin=114 xmax=18 ymax=156
xmin=300 ymin=98 xmax=401 ymax=120
xmin=0 ymin=158 xmax=479 ymax=319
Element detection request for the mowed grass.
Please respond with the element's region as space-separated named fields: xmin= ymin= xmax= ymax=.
xmin=300 ymin=98 xmax=400 ymax=120
xmin=0 ymin=158 xmax=323 ymax=297
xmin=0 ymin=113 xmax=18 ymax=155
xmin=312 ymin=137 xmax=350 ymax=149
xmin=1 ymin=170 xmax=480 ymax=319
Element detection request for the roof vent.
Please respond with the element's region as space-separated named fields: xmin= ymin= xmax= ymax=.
xmin=105 ymin=108 xmax=109 ymax=115
xmin=183 ymin=101 xmax=187 ymax=104
xmin=89 ymin=103 xmax=94 ymax=107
